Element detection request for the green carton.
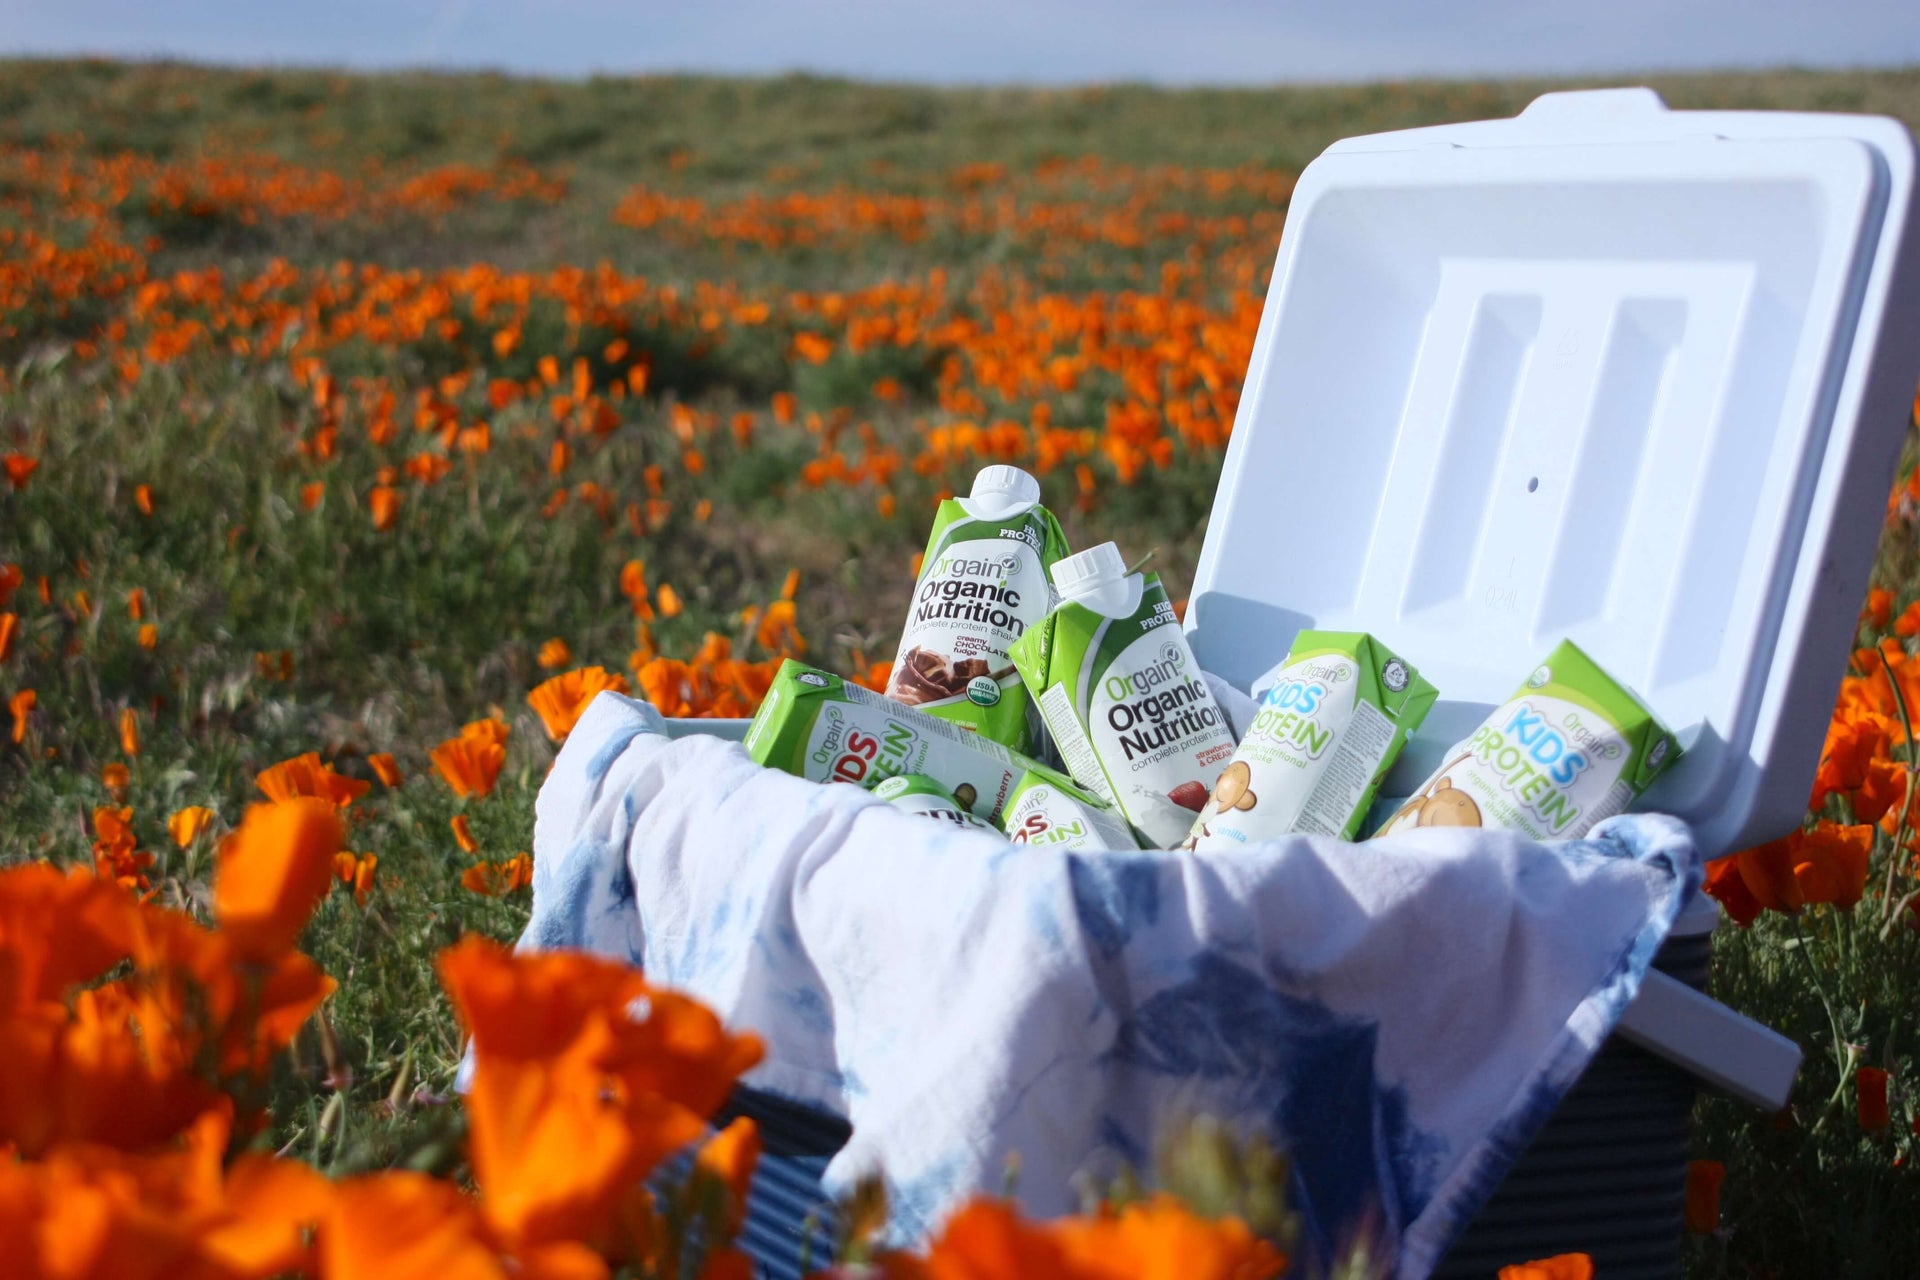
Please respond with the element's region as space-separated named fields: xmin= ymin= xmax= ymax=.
xmin=1189 ymin=630 xmax=1436 ymax=846
xmin=1371 ymin=638 xmax=1680 ymax=842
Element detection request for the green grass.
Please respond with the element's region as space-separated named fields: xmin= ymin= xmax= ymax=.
xmin=3 ymin=57 xmax=1920 ymax=1273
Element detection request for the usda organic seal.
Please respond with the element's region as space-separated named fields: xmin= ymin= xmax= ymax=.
xmin=966 ymin=674 xmax=1002 ymax=706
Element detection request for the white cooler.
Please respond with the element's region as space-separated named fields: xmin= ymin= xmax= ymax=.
xmin=675 ymin=88 xmax=1920 ymax=1279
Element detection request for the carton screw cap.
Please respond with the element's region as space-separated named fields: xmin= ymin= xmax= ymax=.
xmin=971 ymin=465 xmax=1040 ymax=507
xmin=1051 ymin=541 xmax=1128 ymax=599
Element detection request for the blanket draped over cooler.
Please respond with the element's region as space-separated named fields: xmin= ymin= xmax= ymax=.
xmin=517 ymin=691 xmax=1700 ymax=1278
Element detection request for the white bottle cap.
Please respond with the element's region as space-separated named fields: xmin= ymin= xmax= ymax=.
xmin=1051 ymin=541 xmax=1129 ymax=600
xmin=970 ymin=465 xmax=1040 ymax=508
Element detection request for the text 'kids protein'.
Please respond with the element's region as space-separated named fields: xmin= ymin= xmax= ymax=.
xmin=884 ymin=466 xmax=1068 ymax=752
xmin=1371 ymin=638 xmax=1679 ymax=842
xmin=1010 ymin=542 xmax=1236 ymax=847
xmin=1188 ymin=631 xmax=1435 ymax=847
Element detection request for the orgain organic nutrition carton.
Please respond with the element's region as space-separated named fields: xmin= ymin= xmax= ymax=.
xmin=873 ymin=774 xmax=1004 ymax=835
xmin=1001 ymin=766 xmax=1141 ymax=852
xmin=1370 ymin=639 xmax=1679 ymax=842
xmin=1188 ymin=631 xmax=1435 ymax=847
xmin=884 ymin=466 xmax=1069 ymax=752
xmin=746 ymin=660 xmax=1036 ymax=818
xmin=1010 ymin=543 xmax=1236 ymax=847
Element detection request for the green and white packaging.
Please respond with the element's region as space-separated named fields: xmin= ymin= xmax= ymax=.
xmin=1009 ymin=543 xmax=1237 ymax=847
xmin=1001 ymin=766 xmax=1142 ymax=852
xmin=746 ymin=660 xmax=1039 ymax=818
xmin=1189 ymin=631 xmax=1437 ymax=847
xmin=884 ymin=465 xmax=1070 ymax=753
xmin=1371 ymin=638 xmax=1680 ymax=842
xmin=873 ymin=774 xmax=1004 ymax=835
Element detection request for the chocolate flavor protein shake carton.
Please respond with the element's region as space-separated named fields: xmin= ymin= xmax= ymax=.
xmin=873 ymin=774 xmax=1004 ymax=835
xmin=1370 ymin=638 xmax=1680 ymax=843
xmin=885 ymin=465 xmax=1070 ymax=752
xmin=1001 ymin=765 xmax=1142 ymax=853
xmin=747 ymin=660 xmax=1040 ymax=818
xmin=1187 ymin=631 xmax=1436 ymax=848
xmin=1009 ymin=542 xmax=1237 ymax=847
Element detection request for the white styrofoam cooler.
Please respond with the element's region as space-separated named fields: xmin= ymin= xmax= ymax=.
xmin=671 ymin=88 xmax=1920 ymax=1275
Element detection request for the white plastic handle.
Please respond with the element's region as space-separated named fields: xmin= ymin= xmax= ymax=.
xmin=1616 ymin=969 xmax=1801 ymax=1109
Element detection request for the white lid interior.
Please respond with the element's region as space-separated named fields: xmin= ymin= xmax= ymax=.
xmin=1188 ymin=89 xmax=1920 ymax=858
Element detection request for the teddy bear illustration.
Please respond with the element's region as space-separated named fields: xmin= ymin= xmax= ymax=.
xmin=1179 ymin=760 xmax=1258 ymax=848
xmin=1374 ymin=753 xmax=1482 ymax=837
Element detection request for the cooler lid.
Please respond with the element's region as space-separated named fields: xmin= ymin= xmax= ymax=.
xmin=1188 ymin=88 xmax=1920 ymax=858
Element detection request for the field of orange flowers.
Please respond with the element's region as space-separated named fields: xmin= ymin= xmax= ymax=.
xmin=3 ymin=60 xmax=1920 ymax=1277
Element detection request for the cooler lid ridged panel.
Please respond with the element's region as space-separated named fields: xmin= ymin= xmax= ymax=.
xmin=1187 ymin=89 xmax=1920 ymax=857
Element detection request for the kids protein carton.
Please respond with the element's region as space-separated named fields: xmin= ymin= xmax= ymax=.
xmin=885 ymin=465 xmax=1070 ymax=752
xmin=873 ymin=774 xmax=1004 ymax=835
xmin=1001 ymin=765 xmax=1142 ymax=853
xmin=1187 ymin=631 xmax=1436 ymax=848
xmin=1370 ymin=639 xmax=1680 ymax=842
xmin=746 ymin=660 xmax=1035 ymax=818
xmin=1009 ymin=542 xmax=1237 ymax=847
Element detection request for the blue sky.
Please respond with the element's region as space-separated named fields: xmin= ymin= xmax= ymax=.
xmin=2 ymin=1 xmax=1916 ymax=84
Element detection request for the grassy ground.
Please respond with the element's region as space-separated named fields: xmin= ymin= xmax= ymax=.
xmin=3 ymin=57 xmax=1920 ymax=1273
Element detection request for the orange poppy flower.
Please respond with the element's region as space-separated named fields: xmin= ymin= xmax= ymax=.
xmin=102 ymin=762 xmax=130 ymax=796
xmin=437 ymin=936 xmax=763 ymax=1250
xmin=334 ymin=851 xmax=378 ymax=905
xmin=257 ymin=752 xmax=372 ymax=808
xmin=1859 ymin=1066 xmax=1892 ymax=1131
xmin=697 ymin=1118 xmax=761 ymax=1233
xmin=656 ymin=584 xmax=684 ymax=618
xmin=134 ymin=483 xmax=155 ymax=516
xmin=168 ymin=806 xmax=216 ymax=848
xmin=1684 ymin=1159 xmax=1723 ymax=1234
xmin=0 ymin=612 xmax=15 ymax=663
xmin=214 ymin=798 xmax=346 ymax=958
xmin=527 ymin=666 xmax=632 ymax=742
xmin=432 ymin=722 xmax=508 ymax=799
xmin=119 ymin=706 xmax=140 ymax=757
xmin=771 ymin=391 xmax=797 ymax=425
xmin=549 ymin=439 xmax=571 ymax=476
xmin=369 ymin=484 xmax=403 ymax=531
xmin=1865 ymin=587 xmax=1894 ymax=630
xmin=317 ymin=1171 xmax=505 ymax=1279
xmin=300 ymin=482 xmax=325 ymax=512
xmin=202 ymin=1152 xmax=337 ymax=1277
xmin=1051 ymin=1193 xmax=1289 ymax=1280
xmin=138 ymin=622 xmax=158 ymax=650
xmin=460 ymin=853 xmax=533 ymax=897
xmin=537 ymin=637 xmax=573 ymax=669
xmin=11 ymin=688 xmax=36 ymax=743
xmin=452 ymin=814 xmax=480 ymax=855
xmin=2 ymin=453 xmax=36 ymax=488
xmin=1498 ymin=1257 xmax=1594 ymax=1280
xmin=368 ymin=752 xmax=403 ymax=787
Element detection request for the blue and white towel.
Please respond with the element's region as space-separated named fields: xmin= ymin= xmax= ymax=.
xmin=519 ymin=691 xmax=1700 ymax=1279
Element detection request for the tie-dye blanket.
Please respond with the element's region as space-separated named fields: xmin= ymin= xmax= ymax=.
xmin=517 ymin=690 xmax=1699 ymax=1278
